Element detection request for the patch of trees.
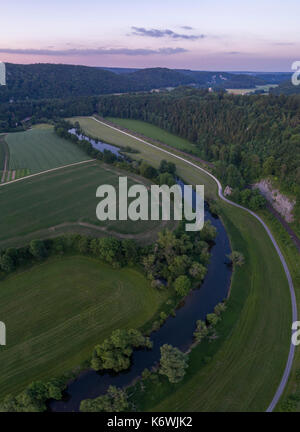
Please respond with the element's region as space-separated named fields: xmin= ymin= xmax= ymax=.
xmin=91 ymin=329 xmax=152 ymax=373
xmin=0 ymin=235 xmax=140 ymax=277
xmin=159 ymin=344 xmax=189 ymax=384
xmin=80 ymin=386 xmax=129 ymax=412
xmin=231 ymin=188 xmax=266 ymax=211
xmin=193 ymin=301 xmax=227 ymax=343
xmin=0 ymin=378 xmax=65 ymax=412
xmin=227 ymin=251 xmax=245 ymax=267
xmin=143 ymin=222 xmax=216 ymax=291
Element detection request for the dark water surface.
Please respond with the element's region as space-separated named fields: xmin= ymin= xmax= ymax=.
xmin=69 ymin=128 xmax=122 ymax=156
xmin=50 ymin=182 xmax=232 ymax=412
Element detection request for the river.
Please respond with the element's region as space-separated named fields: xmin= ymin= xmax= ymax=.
xmin=50 ymin=182 xmax=232 ymax=411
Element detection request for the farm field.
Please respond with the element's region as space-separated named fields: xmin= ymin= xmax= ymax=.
xmin=71 ymin=116 xmax=291 ymax=411
xmin=0 ymin=161 xmax=175 ymax=249
xmin=5 ymin=126 xmax=90 ymax=174
xmin=0 ymin=255 xmax=168 ymax=398
xmin=226 ymin=84 xmax=278 ymax=95
xmin=105 ymin=117 xmax=198 ymax=153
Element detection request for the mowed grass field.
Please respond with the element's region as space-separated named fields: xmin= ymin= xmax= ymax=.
xmin=5 ymin=126 xmax=90 ymax=173
xmin=0 ymin=256 xmax=168 ymax=398
xmin=106 ymin=117 xmax=198 ymax=153
xmin=69 ymin=117 xmax=217 ymax=200
xmin=71 ymin=116 xmax=291 ymax=411
xmin=0 ymin=161 xmax=174 ymax=248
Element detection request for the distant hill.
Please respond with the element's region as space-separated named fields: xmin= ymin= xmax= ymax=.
xmin=0 ymin=63 xmax=290 ymax=102
xmin=270 ymin=79 xmax=300 ymax=95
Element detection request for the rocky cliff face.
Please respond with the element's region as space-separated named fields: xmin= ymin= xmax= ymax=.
xmin=254 ymin=179 xmax=296 ymax=223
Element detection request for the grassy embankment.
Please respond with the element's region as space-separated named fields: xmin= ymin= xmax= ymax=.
xmin=69 ymin=116 xmax=292 ymax=411
xmin=255 ymin=210 xmax=300 ymax=411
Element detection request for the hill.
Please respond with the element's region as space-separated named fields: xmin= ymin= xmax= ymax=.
xmin=0 ymin=63 xmax=279 ymax=103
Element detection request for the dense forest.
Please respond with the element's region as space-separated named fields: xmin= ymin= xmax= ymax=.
xmin=0 ymin=63 xmax=289 ymax=103
xmin=96 ymin=89 xmax=300 ymax=211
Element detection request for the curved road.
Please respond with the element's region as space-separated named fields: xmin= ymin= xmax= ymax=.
xmin=91 ymin=116 xmax=297 ymax=412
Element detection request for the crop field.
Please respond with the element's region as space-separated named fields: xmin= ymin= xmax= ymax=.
xmin=0 ymin=161 xmax=175 ymax=249
xmin=5 ymin=126 xmax=90 ymax=174
xmin=105 ymin=117 xmax=198 ymax=153
xmin=226 ymin=84 xmax=278 ymax=95
xmin=0 ymin=255 xmax=168 ymax=398
xmin=70 ymin=116 xmax=291 ymax=411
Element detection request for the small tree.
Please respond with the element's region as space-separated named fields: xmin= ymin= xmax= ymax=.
xmin=0 ymin=253 xmax=15 ymax=273
xmin=174 ymin=275 xmax=191 ymax=297
xmin=189 ymin=262 xmax=207 ymax=280
xmin=228 ymin=251 xmax=245 ymax=267
xmin=159 ymin=344 xmax=188 ymax=384
xmin=214 ymin=302 xmax=226 ymax=316
xmin=194 ymin=320 xmax=209 ymax=342
xmin=29 ymin=240 xmax=47 ymax=260
xmin=206 ymin=313 xmax=220 ymax=327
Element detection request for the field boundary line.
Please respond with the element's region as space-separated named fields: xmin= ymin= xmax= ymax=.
xmin=90 ymin=116 xmax=297 ymax=412
xmin=1 ymin=136 xmax=9 ymax=183
xmin=0 ymin=159 xmax=95 ymax=187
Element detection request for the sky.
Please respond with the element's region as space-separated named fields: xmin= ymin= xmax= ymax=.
xmin=0 ymin=0 xmax=300 ymax=71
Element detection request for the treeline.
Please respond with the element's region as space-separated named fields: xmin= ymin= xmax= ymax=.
xmin=0 ymin=96 xmax=98 ymax=132
xmin=0 ymin=63 xmax=275 ymax=104
xmin=96 ymin=89 xmax=300 ymax=207
xmin=0 ymin=235 xmax=139 ymax=276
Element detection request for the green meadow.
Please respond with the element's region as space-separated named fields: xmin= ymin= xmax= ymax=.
xmin=5 ymin=126 xmax=90 ymax=173
xmin=106 ymin=117 xmax=198 ymax=153
xmin=0 ymin=161 xmax=174 ymax=249
xmin=0 ymin=256 xmax=168 ymax=398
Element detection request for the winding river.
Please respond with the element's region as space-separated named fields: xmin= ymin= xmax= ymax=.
xmin=50 ymin=184 xmax=232 ymax=412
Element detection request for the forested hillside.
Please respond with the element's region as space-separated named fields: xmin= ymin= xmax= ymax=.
xmin=96 ymin=89 xmax=300 ymax=213
xmin=0 ymin=63 xmax=280 ymax=103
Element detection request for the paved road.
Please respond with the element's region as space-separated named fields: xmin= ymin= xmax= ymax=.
xmin=91 ymin=116 xmax=297 ymax=412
